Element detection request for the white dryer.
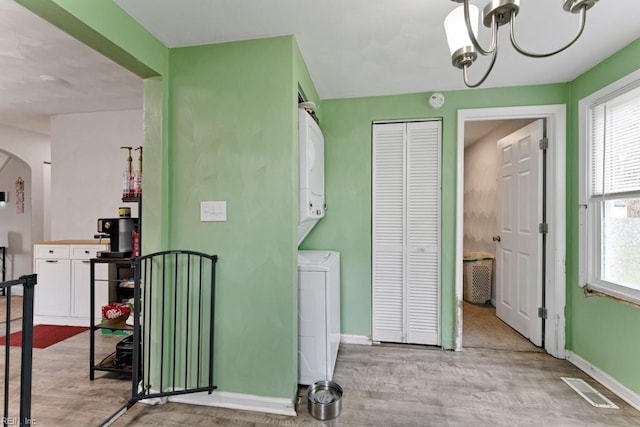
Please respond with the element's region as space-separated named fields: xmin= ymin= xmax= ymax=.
xmin=298 ymin=108 xmax=325 ymax=245
xmin=298 ymin=250 xmax=340 ymax=385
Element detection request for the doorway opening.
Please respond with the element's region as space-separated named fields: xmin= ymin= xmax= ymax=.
xmin=0 ymin=149 xmax=33 ymax=293
xmin=455 ymin=106 xmax=567 ymax=359
xmin=462 ymin=119 xmax=542 ymax=352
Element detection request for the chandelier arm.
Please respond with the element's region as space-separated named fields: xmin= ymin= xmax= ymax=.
xmin=463 ymin=0 xmax=496 ymax=56
xmin=463 ymin=40 xmax=499 ymax=88
xmin=509 ymin=6 xmax=587 ymax=58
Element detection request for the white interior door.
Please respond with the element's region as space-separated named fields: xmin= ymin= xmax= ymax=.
xmin=372 ymin=121 xmax=440 ymax=346
xmin=495 ymin=120 xmax=543 ymax=346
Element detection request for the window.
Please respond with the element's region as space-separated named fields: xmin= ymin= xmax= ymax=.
xmin=579 ymin=70 xmax=640 ymax=304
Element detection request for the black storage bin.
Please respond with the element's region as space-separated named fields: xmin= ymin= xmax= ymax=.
xmin=115 ymin=335 xmax=134 ymax=368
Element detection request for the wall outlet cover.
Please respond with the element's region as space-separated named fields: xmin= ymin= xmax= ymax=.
xmin=200 ymin=201 xmax=227 ymax=222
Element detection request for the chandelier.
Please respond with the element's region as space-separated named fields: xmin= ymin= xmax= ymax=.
xmin=444 ymin=0 xmax=600 ymax=88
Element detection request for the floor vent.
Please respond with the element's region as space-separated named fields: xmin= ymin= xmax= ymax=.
xmin=561 ymin=377 xmax=619 ymax=409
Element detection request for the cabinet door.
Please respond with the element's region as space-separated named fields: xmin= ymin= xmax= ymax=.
xmin=35 ymin=258 xmax=71 ymax=317
xmin=71 ymin=260 xmax=108 ymax=321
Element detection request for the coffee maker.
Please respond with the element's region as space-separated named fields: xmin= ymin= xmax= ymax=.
xmin=96 ymin=217 xmax=138 ymax=258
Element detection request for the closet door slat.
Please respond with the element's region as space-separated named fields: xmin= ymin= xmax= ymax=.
xmin=372 ymin=123 xmax=405 ymax=342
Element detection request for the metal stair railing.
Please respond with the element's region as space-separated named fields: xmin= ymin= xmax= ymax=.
xmin=1 ymin=274 xmax=37 ymax=427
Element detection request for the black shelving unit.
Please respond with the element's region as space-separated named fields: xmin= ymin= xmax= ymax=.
xmin=89 ymin=257 xmax=135 ymax=379
xmin=89 ymin=195 xmax=142 ymax=379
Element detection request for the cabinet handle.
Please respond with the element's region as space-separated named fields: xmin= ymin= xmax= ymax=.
xmin=82 ymin=260 xmax=91 ymax=264
xmin=46 ymin=260 xmax=58 ymax=263
xmin=85 ymin=250 xmax=90 ymax=254
xmin=48 ymin=250 xmax=54 ymax=254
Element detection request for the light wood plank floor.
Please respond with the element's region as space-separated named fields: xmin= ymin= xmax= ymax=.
xmin=1 ymin=323 xmax=639 ymax=425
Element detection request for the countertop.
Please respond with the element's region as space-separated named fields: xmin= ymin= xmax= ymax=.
xmin=34 ymin=240 xmax=109 ymax=245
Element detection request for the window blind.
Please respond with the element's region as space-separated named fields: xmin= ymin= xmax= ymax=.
xmin=590 ymin=85 xmax=640 ymax=197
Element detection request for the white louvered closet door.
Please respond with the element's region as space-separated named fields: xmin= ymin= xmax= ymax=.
xmin=372 ymin=123 xmax=406 ymax=343
xmin=372 ymin=121 xmax=440 ymax=346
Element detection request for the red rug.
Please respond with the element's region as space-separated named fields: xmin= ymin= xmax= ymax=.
xmin=0 ymin=325 xmax=89 ymax=349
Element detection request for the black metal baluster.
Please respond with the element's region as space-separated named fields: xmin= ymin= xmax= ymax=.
xmin=132 ymin=258 xmax=142 ymax=400
xmin=184 ymin=254 xmax=191 ymax=389
xmin=159 ymin=254 xmax=166 ymax=393
xmin=209 ymin=256 xmax=217 ymax=394
xmin=146 ymin=258 xmax=153 ymax=395
xmin=172 ymin=252 xmax=179 ymax=392
xmin=19 ymin=274 xmax=37 ymax=427
xmin=196 ymin=257 xmax=203 ymax=388
xmin=4 ymin=285 xmax=11 ymax=423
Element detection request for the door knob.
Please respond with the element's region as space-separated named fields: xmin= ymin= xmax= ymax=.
xmin=492 ymin=236 xmax=501 ymax=242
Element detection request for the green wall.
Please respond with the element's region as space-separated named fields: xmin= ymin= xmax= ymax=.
xmin=141 ymin=77 xmax=164 ymax=254
xmin=566 ymin=38 xmax=640 ymax=395
xmin=167 ymin=36 xmax=311 ymax=399
xmin=301 ymin=85 xmax=568 ymax=349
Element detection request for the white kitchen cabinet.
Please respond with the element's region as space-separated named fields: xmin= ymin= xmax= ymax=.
xmin=34 ymin=242 xmax=108 ymax=326
xmin=71 ymin=258 xmax=108 ymax=319
xmin=35 ymin=257 xmax=71 ymax=317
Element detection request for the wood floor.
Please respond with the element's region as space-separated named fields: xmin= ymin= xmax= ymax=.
xmin=1 ymin=313 xmax=639 ymax=426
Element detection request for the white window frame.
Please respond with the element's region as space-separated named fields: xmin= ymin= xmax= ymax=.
xmin=578 ymin=68 xmax=640 ymax=305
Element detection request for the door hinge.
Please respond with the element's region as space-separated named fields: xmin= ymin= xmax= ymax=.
xmin=539 ymin=137 xmax=549 ymax=150
xmin=538 ymin=307 xmax=548 ymax=319
xmin=539 ymin=223 xmax=549 ymax=234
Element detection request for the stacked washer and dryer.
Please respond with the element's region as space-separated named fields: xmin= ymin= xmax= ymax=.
xmin=297 ymin=104 xmax=340 ymax=386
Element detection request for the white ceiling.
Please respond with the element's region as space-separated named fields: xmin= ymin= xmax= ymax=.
xmin=1 ymin=0 xmax=639 ymax=136
xmin=0 ymin=0 xmax=142 ymax=135
xmin=113 ymin=0 xmax=640 ymax=99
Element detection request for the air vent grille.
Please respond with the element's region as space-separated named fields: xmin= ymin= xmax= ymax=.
xmin=561 ymin=377 xmax=619 ymax=409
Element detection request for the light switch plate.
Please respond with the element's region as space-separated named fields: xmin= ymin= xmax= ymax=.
xmin=200 ymin=201 xmax=227 ymax=222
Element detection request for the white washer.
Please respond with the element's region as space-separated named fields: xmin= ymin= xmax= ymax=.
xmin=298 ymin=250 xmax=340 ymax=385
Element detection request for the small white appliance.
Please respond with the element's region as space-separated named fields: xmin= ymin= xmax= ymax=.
xmin=298 ymin=108 xmax=325 ymax=245
xmin=298 ymin=250 xmax=340 ymax=385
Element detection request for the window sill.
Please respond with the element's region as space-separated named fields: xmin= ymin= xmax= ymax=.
xmin=581 ymin=282 xmax=640 ymax=308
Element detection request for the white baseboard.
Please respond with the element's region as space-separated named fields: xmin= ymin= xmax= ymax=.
xmin=168 ymin=390 xmax=296 ymax=417
xmin=33 ymin=315 xmax=90 ymax=327
xmin=340 ymin=334 xmax=372 ymax=345
xmin=566 ymin=350 xmax=640 ymax=412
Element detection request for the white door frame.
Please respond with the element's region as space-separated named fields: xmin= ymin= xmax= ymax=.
xmin=455 ymin=105 xmax=566 ymax=359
